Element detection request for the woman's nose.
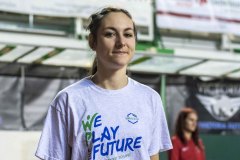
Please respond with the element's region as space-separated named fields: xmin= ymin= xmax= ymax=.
xmin=115 ymin=35 xmax=126 ymax=48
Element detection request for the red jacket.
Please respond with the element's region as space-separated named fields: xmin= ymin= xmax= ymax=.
xmin=168 ymin=136 xmax=205 ymax=160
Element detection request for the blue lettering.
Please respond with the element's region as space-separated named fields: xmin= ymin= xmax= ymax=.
xmin=93 ymin=137 xmax=142 ymax=158
xmin=199 ymin=122 xmax=227 ymax=129
xmin=108 ymin=141 xmax=116 ymax=155
xmin=94 ymin=115 xmax=102 ymax=128
xmin=133 ymin=136 xmax=142 ymax=149
xmin=91 ymin=125 xmax=142 ymax=158
xmin=116 ymin=139 xmax=124 ymax=152
xmin=101 ymin=127 xmax=111 ymax=142
xmin=92 ymin=131 xmax=101 ymax=143
xmin=111 ymin=126 xmax=119 ymax=139
xmin=100 ymin=143 xmax=108 ymax=156
xmin=124 ymin=138 xmax=134 ymax=151
xmin=93 ymin=144 xmax=100 ymax=160
xmin=227 ymin=122 xmax=240 ymax=129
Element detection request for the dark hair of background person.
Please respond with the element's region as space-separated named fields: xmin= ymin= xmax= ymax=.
xmin=86 ymin=7 xmax=137 ymax=75
xmin=175 ymin=107 xmax=203 ymax=150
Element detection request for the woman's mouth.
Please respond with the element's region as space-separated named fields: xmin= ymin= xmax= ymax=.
xmin=112 ymin=51 xmax=127 ymax=54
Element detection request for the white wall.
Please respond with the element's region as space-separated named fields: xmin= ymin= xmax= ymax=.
xmin=0 ymin=131 xmax=41 ymax=160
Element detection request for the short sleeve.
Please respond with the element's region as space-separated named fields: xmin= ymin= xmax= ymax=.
xmin=35 ymin=105 xmax=71 ymax=160
xmin=148 ymin=93 xmax=173 ymax=156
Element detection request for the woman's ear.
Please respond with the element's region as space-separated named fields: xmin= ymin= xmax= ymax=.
xmin=88 ymin=34 xmax=96 ymax=50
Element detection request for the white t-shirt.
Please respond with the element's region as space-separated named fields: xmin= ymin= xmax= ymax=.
xmin=36 ymin=77 xmax=172 ymax=160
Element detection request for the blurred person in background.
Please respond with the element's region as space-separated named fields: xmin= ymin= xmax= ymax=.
xmin=35 ymin=6 xmax=172 ymax=160
xmin=168 ymin=107 xmax=205 ymax=160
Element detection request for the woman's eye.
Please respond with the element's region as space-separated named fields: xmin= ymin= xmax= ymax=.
xmin=104 ymin=32 xmax=115 ymax=37
xmin=124 ymin=33 xmax=134 ymax=38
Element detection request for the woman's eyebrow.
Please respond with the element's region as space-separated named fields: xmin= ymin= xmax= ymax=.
xmin=124 ymin=28 xmax=134 ymax=32
xmin=103 ymin=27 xmax=134 ymax=31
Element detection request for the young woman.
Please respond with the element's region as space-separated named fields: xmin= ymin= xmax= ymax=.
xmin=168 ymin=108 xmax=205 ymax=160
xmin=36 ymin=7 xmax=172 ymax=160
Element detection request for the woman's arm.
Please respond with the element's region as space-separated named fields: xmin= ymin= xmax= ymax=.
xmin=150 ymin=154 xmax=159 ymax=160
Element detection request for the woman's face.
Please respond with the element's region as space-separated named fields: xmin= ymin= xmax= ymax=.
xmin=184 ymin=112 xmax=198 ymax=133
xmin=93 ymin=12 xmax=136 ymax=71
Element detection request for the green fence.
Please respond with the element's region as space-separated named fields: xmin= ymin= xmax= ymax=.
xmin=160 ymin=134 xmax=240 ymax=160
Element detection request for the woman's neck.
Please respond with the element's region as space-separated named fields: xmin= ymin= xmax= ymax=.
xmin=91 ymin=68 xmax=128 ymax=90
xmin=183 ymin=130 xmax=192 ymax=141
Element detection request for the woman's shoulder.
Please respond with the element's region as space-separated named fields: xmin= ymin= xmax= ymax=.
xmin=49 ymin=77 xmax=91 ymax=111
xmin=171 ymin=135 xmax=182 ymax=144
xmin=198 ymin=138 xmax=205 ymax=148
xmin=171 ymin=136 xmax=186 ymax=149
xmin=129 ymin=77 xmax=159 ymax=95
xmin=59 ymin=77 xmax=91 ymax=94
xmin=172 ymin=135 xmax=179 ymax=141
xmin=52 ymin=77 xmax=90 ymax=102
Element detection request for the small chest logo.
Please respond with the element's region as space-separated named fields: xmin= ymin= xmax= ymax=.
xmin=126 ymin=113 xmax=139 ymax=124
xmin=182 ymin=147 xmax=189 ymax=152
